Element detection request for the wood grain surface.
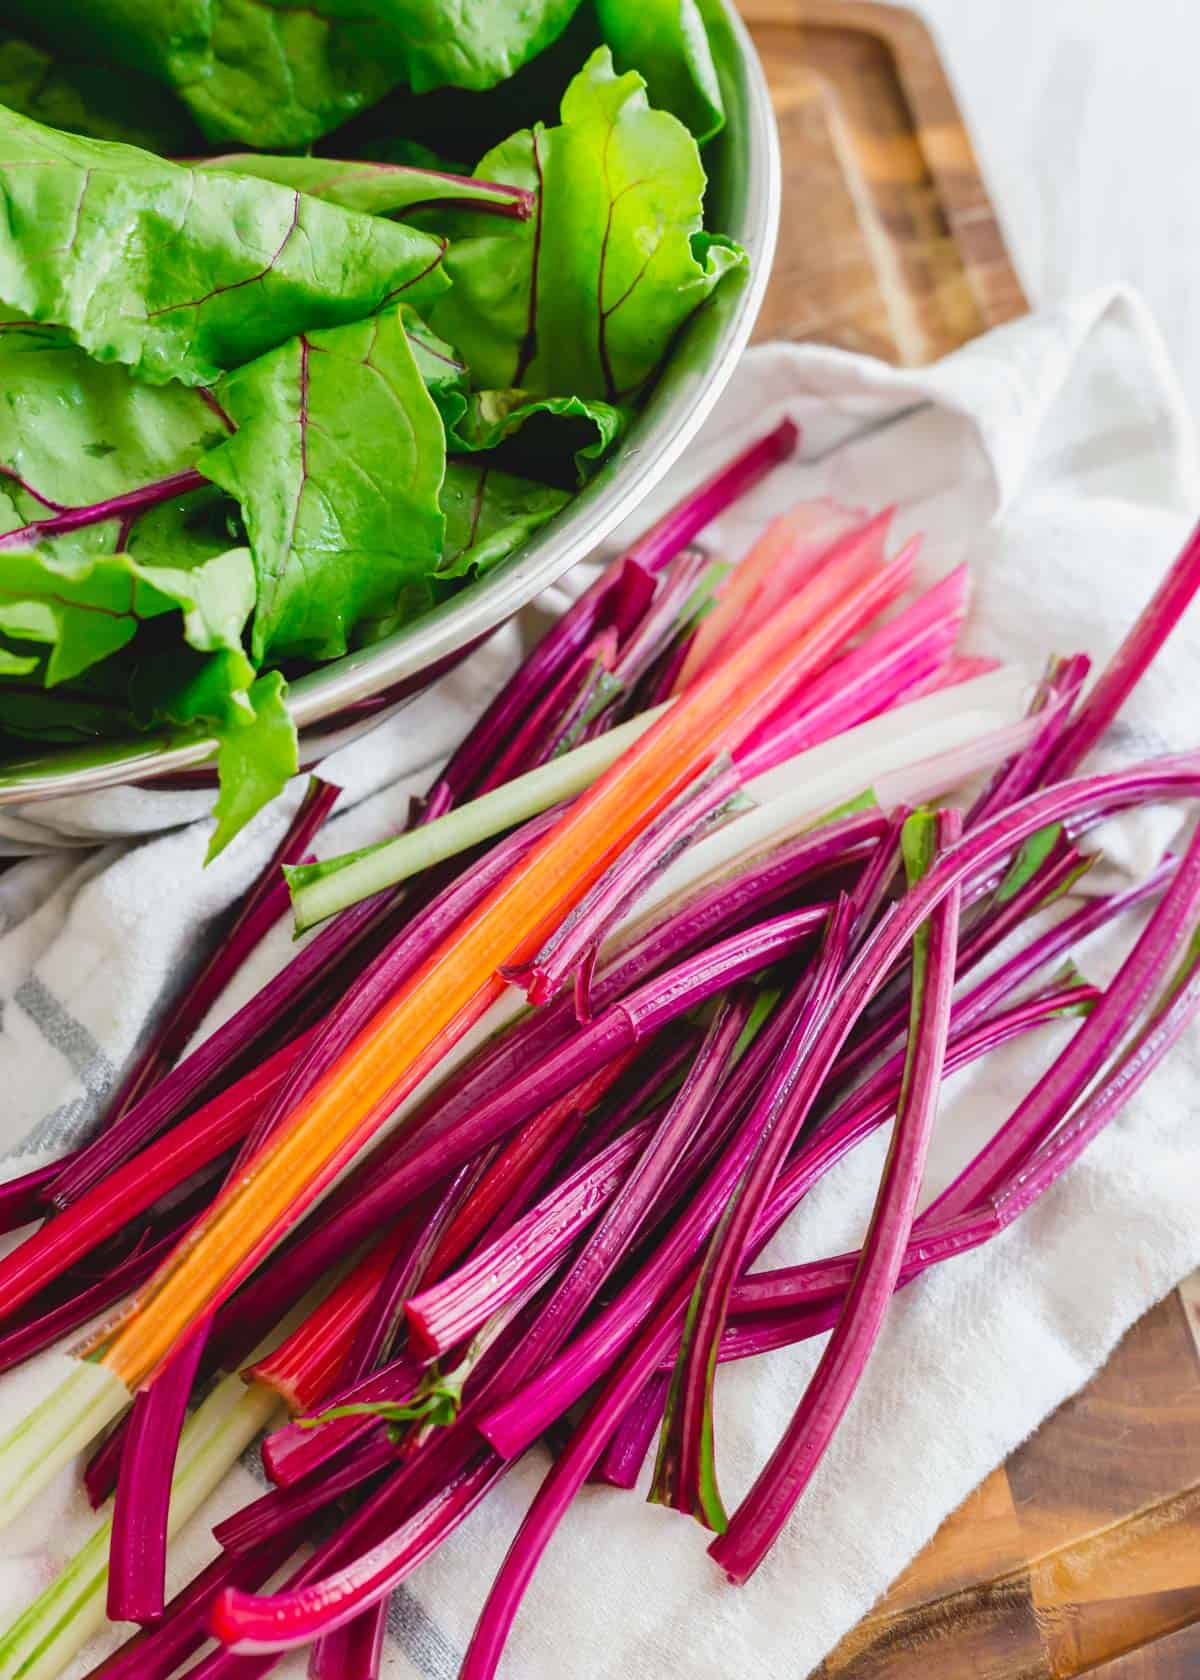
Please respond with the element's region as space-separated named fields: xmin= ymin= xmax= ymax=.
xmin=745 ymin=0 xmax=1027 ymax=358
xmin=737 ymin=3 xmax=1200 ymax=1673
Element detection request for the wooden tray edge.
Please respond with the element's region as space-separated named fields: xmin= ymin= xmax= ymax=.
xmin=747 ymin=0 xmax=1030 ymax=338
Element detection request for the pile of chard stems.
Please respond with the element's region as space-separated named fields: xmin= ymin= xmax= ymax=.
xmin=0 ymin=419 xmax=1198 ymax=1680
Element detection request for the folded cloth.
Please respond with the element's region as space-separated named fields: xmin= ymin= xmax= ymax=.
xmin=1 ymin=286 xmax=1198 ymax=1680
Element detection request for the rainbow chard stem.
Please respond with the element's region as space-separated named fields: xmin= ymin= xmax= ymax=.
xmin=926 ymin=812 xmax=1200 ymax=1225
xmin=651 ymin=896 xmax=856 ymax=1528
xmin=967 ymin=653 xmax=1090 ymax=825
xmin=1042 ymin=516 xmax=1200 ymax=780
xmin=107 ymin=1329 xmax=208 ymax=1623
xmin=427 ymin=419 xmax=798 ymax=808
xmin=506 ymin=755 xmax=749 ymax=1010
xmin=0 ymin=1375 xmax=280 ymax=1680
xmin=708 ymin=809 xmax=962 ymax=1578
xmin=104 ymin=776 xmax=340 ymax=1128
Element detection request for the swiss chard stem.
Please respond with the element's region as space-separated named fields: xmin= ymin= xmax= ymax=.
xmin=0 ymin=468 xmax=208 ymax=551
xmin=287 ymin=708 xmax=668 ymax=932
xmin=652 ymin=899 xmax=855 ymax=1526
xmin=1042 ymin=517 xmax=1200 ymax=780
xmin=0 ymin=1375 xmax=280 ymax=1680
xmin=104 ymin=777 xmax=339 ymax=1128
xmin=709 ymin=811 xmax=963 ymax=1570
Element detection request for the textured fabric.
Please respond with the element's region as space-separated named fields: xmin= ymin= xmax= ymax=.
xmin=919 ymin=0 xmax=1200 ymax=421
xmin=1 ymin=288 xmax=1198 ymax=1679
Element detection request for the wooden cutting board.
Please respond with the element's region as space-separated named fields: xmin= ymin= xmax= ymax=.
xmin=737 ymin=3 xmax=1200 ymax=1674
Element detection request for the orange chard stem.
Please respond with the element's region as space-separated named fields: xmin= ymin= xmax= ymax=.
xmin=94 ymin=541 xmax=912 ymax=1390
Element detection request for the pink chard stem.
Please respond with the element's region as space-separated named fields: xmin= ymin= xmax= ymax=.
xmin=709 ymin=809 xmax=962 ymax=1580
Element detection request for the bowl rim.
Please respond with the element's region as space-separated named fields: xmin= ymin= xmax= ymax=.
xmin=0 ymin=1 xmax=781 ymax=805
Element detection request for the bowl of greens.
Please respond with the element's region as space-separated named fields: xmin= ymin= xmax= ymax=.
xmin=0 ymin=0 xmax=779 ymax=849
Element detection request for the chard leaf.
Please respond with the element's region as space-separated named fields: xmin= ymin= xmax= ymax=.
xmin=0 ymin=31 xmax=199 ymax=152
xmin=0 ymin=542 xmax=257 ymax=684
xmin=133 ymin=653 xmax=298 ymax=859
xmin=0 ymin=0 xmax=212 ymax=89
xmin=0 ymin=646 xmax=39 ymax=678
xmin=195 ymin=152 xmax=532 ymax=221
xmin=208 ymin=670 xmax=296 ymax=858
xmin=199 ymin=309 xmax=447 ymax=663
xmin=427 ymin=46 xmax=745 ymax=403
xmin=405 ymin=308 xmax=626 ymax=479
xmin=438 ymin=462 xmax=570 ymax=580
xmin=1 ymin=0 xmax=587 ymax=148
xmin=168 ymin=0 xmax=397 ymax=149
xmin=448 ymin=389 xmax=626 ymax=479
xmin=122 ymin=486 xmax=244 ymax=572
xmin=596 ymin=0 xmax=724 ymax=142
xmin=0 ymin=106 xmax=448 ymax=386
xmin=366 ymin=0 xmax=587 ymax=96
xmin=0 ymin=677 xmax=133 ymax=742
xmin=0 ymin=325 xmax=227 ymax=535
xmin=0 ymin=0 xmax=392 ymax=149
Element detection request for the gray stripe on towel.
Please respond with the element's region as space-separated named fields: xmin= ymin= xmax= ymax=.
xmin=387 ymin=1588 xmax=461 ymax=1680
xmin=12 ymin=975 xmax=116 ymax=1153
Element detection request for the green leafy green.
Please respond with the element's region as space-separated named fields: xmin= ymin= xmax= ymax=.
xmin=199 ymin=309 xmax=448 ymax=663
xmin=188 ymin=0 xmax=588 ymax=143
xmin=448 ymin=389 xmax=626 ymax=478
xmin=404 ymin=308 xmax=626 ymax=480
xmin=208 ymin=671 xmax=296 ymax=857
xmin=427 ymin=47 xmax=744 ymax=403
xmin=0 ymin=675 xmax=135 ymax=743
xmin=122 ymin=487 xmax=244 ymax=573
xmin=0 ymin=31 xmax=199 ymax=152
xmin=0 ymin=542 xmax=254 ymax=685
xmin=0 ymin=0 xmax=212 ymax=89
xmin=0 ymin=0 xmax=589 ymax=148
xmin=368 ymin=0 xmax=587 ymax=96
xmin=596 ymin=0 xmax=724 ymax=142
xmin=0 ymin=325 xmax=295 ymax=846
xmin=0 ymin=0 xmax=391 ymax=149
xmin=170 ymin=0 xmax=399 ymax=150
xmin=0 ymin=18 xmax=746 ymax=858
xmin=438 ymin=462 xmax=570 ymax=580
xmin=0 ymin=325 xmax=227 ymax=538
xmin=139 ymin=656 xmax=297 ymax=858
xmin=0 ymin=645 xmax=39 ymax=678
xmin=0 ymin=106 xmax=449 ymax=386
xmin=195 ymin=152 xmax=531 ymax=221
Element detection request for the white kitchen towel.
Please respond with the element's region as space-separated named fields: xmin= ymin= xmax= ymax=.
xmin=1 ymin=284 xmax=1198 ymax=1680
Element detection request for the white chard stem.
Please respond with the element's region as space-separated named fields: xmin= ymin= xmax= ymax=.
xmin=0 ymin=1374 xmax=281 ymax=1680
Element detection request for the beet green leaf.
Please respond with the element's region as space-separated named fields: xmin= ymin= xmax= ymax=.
xmin=0 ymin=542 xmax=254 ymax=686
xmin=0 ymin=324 xmax=227 ymax=543
xmin=0 ymin=0 xmax=393 ymax=150
xmin=427 ymin=47 xmax=744 ymax=403
xmin=0 ymin=30 xmax=199 ymax=152
xmin=595 ymin=0 xmax=725 ymax=143
xmin=438 ymin=463 xmax=570 ymax=581
xmin=0 ymin=107 xmax=449 ymax=387
xmin=195 ymin=153 xmax=531 ymax=221
xmin=199 ymin=309 xmax=447 ymax=664
xmin=136 ymin=656 xmax=297 ymax=858
xmin=404 ymin=310 xmax=626 ymax=480
xmin=0 ymin=0 xmax=589 ymax=149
